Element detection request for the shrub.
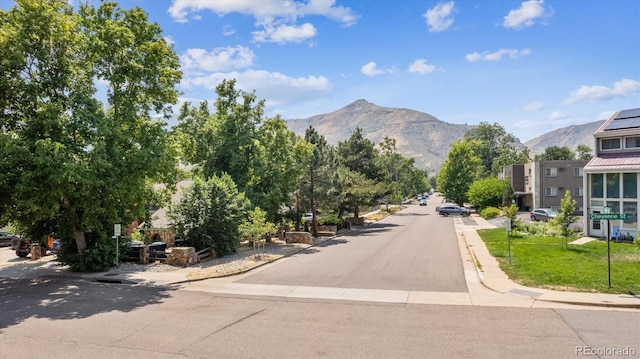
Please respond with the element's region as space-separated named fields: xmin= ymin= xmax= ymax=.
xmin=57 ymin=233 xmax=131 ymax=272
xmin=317 ymin=215 xmax=343 ymax=230
xmin=170 ymin=175 xmax=249 ymax=254
xmin=480 ymin=207 xmax=501 ymax=219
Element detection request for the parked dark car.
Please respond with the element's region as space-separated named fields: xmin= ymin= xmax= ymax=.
xmin=530 ymin=208 xmax=558 ymax=221
xmin=439 ymin=205 xmax=471 ymax=217
xmin=15 ymin=239 xmax=50 ymax=258
xmin=0 ymin=231 xmax=20 ymax=248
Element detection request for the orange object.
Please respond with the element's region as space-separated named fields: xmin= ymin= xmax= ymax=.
xmin=47 ymin=236 xmax=54 ymax=249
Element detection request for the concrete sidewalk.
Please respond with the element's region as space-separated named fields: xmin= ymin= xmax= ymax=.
xmin=458 ymin=214 xmax=640 ymax=309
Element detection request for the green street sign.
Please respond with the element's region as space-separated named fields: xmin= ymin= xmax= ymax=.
xmin=589 ymin=213 xmax=627 ymax=220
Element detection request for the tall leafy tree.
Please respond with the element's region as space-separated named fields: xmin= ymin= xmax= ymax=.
xmin=437 ymin=140 xmax=482 ymax=206
xmin=467 ymin=177 xmax=509 ymax=210
xmin=0 ymin=0 xmax=181 ymax=260
xmin=337 ymin=127 xmax=379 ymax=180
xmin=172 ymin=101 xmax=214 ymax=171
xmin=376 ymin=137 xmax=429 ymax=202
xmin=464 ymin=122 xmax=525 ymax=176
xmin=205 ymin=79 xmax=263 ymax=190
xmin=534 ymin=146 xmax=575 ymax=161
xmin=250 ymin=117 xmax=312 ymax=222
xmin=576 ymin=144 xmax=593 ymax=161
xmin=337 ymin=167 xmax=386 ymax=220
xmin=298 ymin=127 xmax=339 ymax=235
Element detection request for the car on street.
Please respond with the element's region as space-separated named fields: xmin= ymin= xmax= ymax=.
xmin=303 ymin=213 xmax=313 ymax=223
xmin=530 ymin=208 xmax=559 ymax=221
xmin=0 ymin=231 xmax=20 ymax=248
xmin=435 ymin=203 xmax=456 ymax=212
xmin=419 ymin=198 xmax=427 ymax=206
xmin=439 ymin=205 xmax=471 ymax=217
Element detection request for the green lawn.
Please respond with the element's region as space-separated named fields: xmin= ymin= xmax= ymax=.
xmin=477 ymin=228 xmax=640 ymax=295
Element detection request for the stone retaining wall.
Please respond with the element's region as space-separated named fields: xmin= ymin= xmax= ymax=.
xmin=285 ymin=231 xmax=313 ymax=244
xmin=167 ymin=247 xmax=198 ymax=267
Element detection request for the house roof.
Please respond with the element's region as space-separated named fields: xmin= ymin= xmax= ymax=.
xmin=595 ymin=107 xmax=640 ymax=137
xmin=142 ymin=179 xmax=193 ymax=229
xmin=583 ymin=152 xmax=640 ymax=172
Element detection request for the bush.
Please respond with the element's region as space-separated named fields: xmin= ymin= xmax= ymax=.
xmin=170 ymin=175 xmax=249 ymax=254
xmin=480 ymin=207 xmax=501 ymax=219
xmin=57 ymin=233 xmax=131 ymax=272
xmin=317 ymin=215 xmax=343 ymax=230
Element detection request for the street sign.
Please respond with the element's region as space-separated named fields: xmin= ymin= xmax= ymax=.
xmin=589 ymin=213 xmax=627 ymax=220
xmin=114 ymin=224 xmax=122 ymax=237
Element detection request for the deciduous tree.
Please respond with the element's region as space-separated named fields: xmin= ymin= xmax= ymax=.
xmin=437 ymin=140 xmax=482 ymax=206
xmin=0 ymin=0 xmax=181 ymax=266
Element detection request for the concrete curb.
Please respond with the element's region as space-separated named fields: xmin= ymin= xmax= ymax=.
xmin=461 ymin=215 xmax=640 ymax=309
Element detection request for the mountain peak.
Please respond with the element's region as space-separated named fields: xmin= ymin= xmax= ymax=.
xmin=345 ymin=99 xmax=376 ymax=110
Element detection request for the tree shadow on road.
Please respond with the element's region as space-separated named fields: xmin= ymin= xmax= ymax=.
xmin=0 ymin=276 xmax=174 ymax=331
xmin=337 ymin=223 xmax=401 ymax=237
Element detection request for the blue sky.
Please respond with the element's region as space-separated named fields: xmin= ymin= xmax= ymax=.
xmin=4 ymin=0 xmax=640 ymax=142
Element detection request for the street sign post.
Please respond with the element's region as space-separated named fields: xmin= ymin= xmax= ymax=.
xmin=589 ymin=213 xmax=627 ymax=220
xmin=588 ymin=213 xmax=627 ymax=288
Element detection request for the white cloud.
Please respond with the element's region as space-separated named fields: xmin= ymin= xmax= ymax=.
xmin=564 ymin=79 xmax=640 ymax=105
xmin=182 ymin=69 xmax=333 ymax=106
xmin=523 ymin=100 xmax=545 ymax=111
xmin=503 ymin=0 xmax=550 ymax=30
xmin=180 ymin=46 xmax=255 ymax=73
xmin=466 ymin=48 xmax=531 ymax=62
xmin=168 ymin=0 xmax=357 ymax=44
xmin=424 ymin=1 xmax=455 ymax=32
xmin=164 ymin=36 xmax=176 ymax=47
xmin=253 ymin=23 xmax=317 ymax=43
xmin=549 ymin=111 xmax=567 ymax=121
xmin=222 ymin=25 xmax=236 ymax=36
xmin=408 ymin=59 xmax=437 ymax=74
xmin=361 ymin=62 xmax=391 ymax=77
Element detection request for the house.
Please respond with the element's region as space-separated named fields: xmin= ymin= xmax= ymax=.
xmin=502 ymin=161 xmax=587 ymax=212
xmin=582 ymin=108 xmax=640 ymax=240
xmin=138 ymin=179 xmax=193 ymax=246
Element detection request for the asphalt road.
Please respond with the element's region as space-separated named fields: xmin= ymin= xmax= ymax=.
xmin=1 ymin=202 xmax=639 ymax=358
xmin=237 ymin=202 xmax=467 ymax=292
xmin=1 ymin=278 xmax=638 ymax=359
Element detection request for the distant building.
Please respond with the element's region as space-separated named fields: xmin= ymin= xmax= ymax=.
xmin=583 ymin=108 xmax=640 ymax=240
xmin=502 ymin=161 xmax=587 ymax=212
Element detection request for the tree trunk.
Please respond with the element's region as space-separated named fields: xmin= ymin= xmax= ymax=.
xmin=74 ymin=229 xmax=87 ymax=253
xmin=354 ymin=205 xmax=360 ymax=219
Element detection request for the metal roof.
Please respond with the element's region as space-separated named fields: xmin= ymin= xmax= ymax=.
xmin=584 ymin=152 xmax=640 ymax=172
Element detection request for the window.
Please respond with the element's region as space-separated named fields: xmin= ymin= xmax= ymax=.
xmin=574 ymin=187 xmax=583 ymax=196
xmin=601 ymin=138 xmax=621 ymax=150
xmin=545 ymin=167 xmax=558 ymax=177
xmin=546 ymin=187 xmax=558 ymax=196
xmin=606 ymin=173 xmax=620 ymax=198
xmin=573 ymin=167 xmax=583 ymax=177
xmin=623 ymin=173 xmax=637 ymax=198
xmin=623 ymin=202 xmax=638 ymax=228
xmin=524 ymin=177 xmax=529 ymax=185
xmin=625 ymin=137 xmax=640 ymax=149
xmin=591 ymin=173 xmax=603 ymax=198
